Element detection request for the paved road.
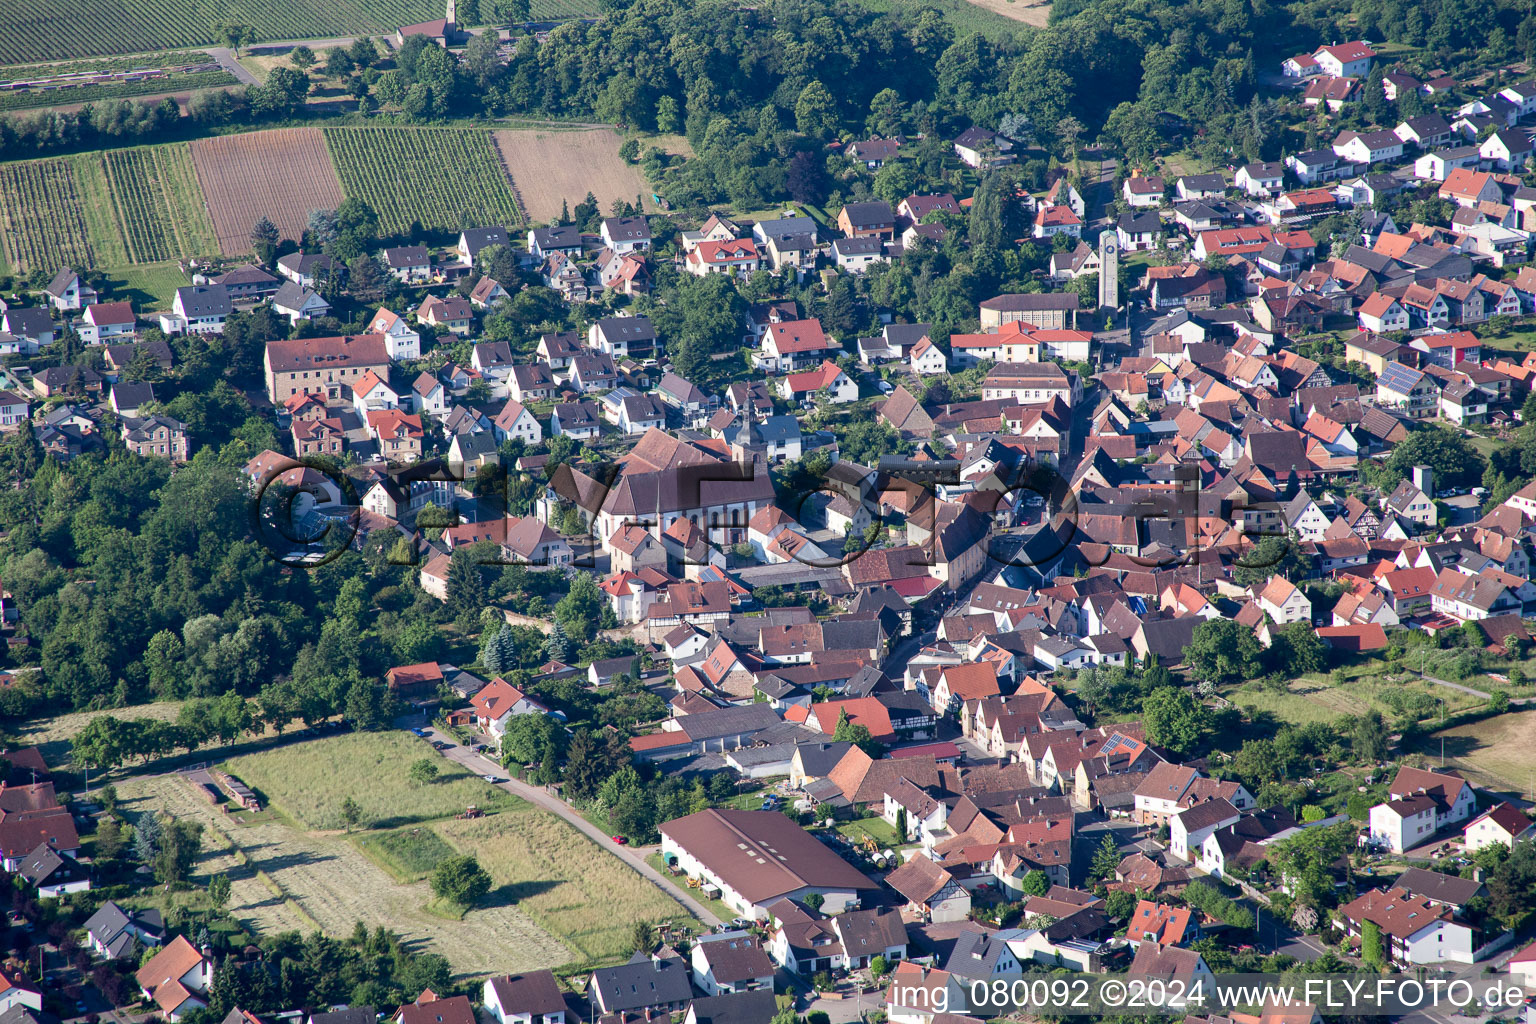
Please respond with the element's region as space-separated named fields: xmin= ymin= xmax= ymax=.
xmin=209 ymin=47 xmax=261 ymax=86
xmin=1421 ymin=674 xmax=1493 ymax=701
xmin=1419 ymin=672 xmax=1534 ymax=705
xmin=420 ymin=725 xmax=724 ymax=928
xmin=1082 ymin=149 xmax=1117 ymax=230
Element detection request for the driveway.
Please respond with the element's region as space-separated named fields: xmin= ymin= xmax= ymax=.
xmin=420 ymin=725 xmax=723 ymax=927
xmin=208 ymin=47 xmax=261 ymax=86
xmin=801 ymin=983 xmax=884 ymax=1023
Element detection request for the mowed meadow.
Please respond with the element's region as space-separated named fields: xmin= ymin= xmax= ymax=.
xmin=110 ymin=730 xmax=692 ymax=976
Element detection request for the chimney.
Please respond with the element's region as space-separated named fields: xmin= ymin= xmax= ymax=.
xmin=1412 ymin=465 xmax=1432 ymax=495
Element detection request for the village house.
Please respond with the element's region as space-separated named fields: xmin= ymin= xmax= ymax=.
xmin=264 ymin=334 xmax=391 ymax=405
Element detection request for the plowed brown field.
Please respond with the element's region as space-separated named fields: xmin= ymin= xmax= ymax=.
xmin=493 ymin=128 xmax=653 ymax=223
xmin=191 ymin=127 xmax=343 ymax=256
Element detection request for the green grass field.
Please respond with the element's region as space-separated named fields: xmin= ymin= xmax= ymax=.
xmin=324 ymin=126 xmax=523 ymax=236
xmin=224 ymin=731 xmax=519 ymax=830
xmin=1482 ymin=323 xmax=1536 ymax=355
xmin=1226 ymin=667 xmax=1485 ymax=727
xmin=836 ymin=815 xmax=903 ymax=848
xmin=356 ymin=825 xmax=460 ymax=882
xmin=118 ymin=769 xmax=574 ymax=974
xmin=98 ymin=260 xmax=192 ymax=310
xmin=440 ymin=813 xmax=694 ymax=963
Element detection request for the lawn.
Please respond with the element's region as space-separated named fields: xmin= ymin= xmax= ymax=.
xmin=437 ymin=812 xmax=695 ymax=964
xmin=223 ymin=731 xmax=519 ymax=830
xmin=98 ymin=260 xmax=190 ymax=311
xmin=1420 ymin=710 xmax=1536 ymax=796
xmin=836 ymin=815 xmax=903 ymax=848
xmin=1477 ymin=321 xmax=1536 ymax=356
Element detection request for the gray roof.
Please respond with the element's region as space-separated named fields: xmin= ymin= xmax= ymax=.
xmin=658 ymin=371 xmax=708 ymax=404
xmin=277 ymin=252 xmax=338 ymax=275
xmin=5 ymin=308 xmax=54 ymax=338
xmin=460 ymin=226 xmax=511 ymax=256
xmin=833 ymin=236 xmax=884 ymax=256
xmin=723 ymin=413 xmax=801 ymax=446
xmin=452 ymin=430 xmax=498 ymax=459
xmin=884 ymin=323 xmax=932 ymax=346
xmin=216 ymin=264 xmax=278 ymax=286
xmin=686 ymin=991 xmax=778 ymax=1024
xmin=530 ymin=225 xmax=583 ymax=249
xmin=594 ymin=315 xmax=656 ymax=341
xmin=588 ymin=954 xmax=692 ymax=1013
xmin=45 ymin=268 xmax=78 ymax=297
xmin=754 ymin=216 xmax=818 ymax=242
xmin=121 ymin=415 xmax=186 ymax=443
xmin=175 ymin=285 xmax=231 ymax=318
xmin=273 ymin=280 xmax=324 ymax=310
xmin=793 ymin=741 xmax=853 ymax=776
xmin=676 ymin=703 xmax=781 ymax=742
xmin=945 ymin=929 xmax=1012 ymax=982
xmin=600 ymin=216 xmax=651 ymax=242
xmin=84 ymin=900 xmax=162 ymax=949
xmin=1395 ymin=867 xmax=1485 ymax=906
xmin=1173 ymin=796 xmax=1239 ymax=832
xmin=308 ymin=1008 xmax=375 ymax=1024
xmin=840 ymin=201 xmax=894 ymax=229
xmin=485 ymin=972 xmax=566 ymax=1016
xmin=621 ymin=393 xmax=666 ymax=421
xmin=1292 ymin=149 xmax=1340 ymax=168
xmin=385 ymin=245 xmax=430 ymax=268
xmin=821 ymin=617 xmax=883 ymax=653
xmin=16 ymin=842 xmax=70 ymax=885
xmin=111 ymin=381 xmax=155 ymax=409
xmin=1179 ymin=173 xmax=1227 ymax=191
xmin=1242 ymin=161 xmax=1284 ymax=179
xmin=837 ymin=907 xmax=908 ymax=955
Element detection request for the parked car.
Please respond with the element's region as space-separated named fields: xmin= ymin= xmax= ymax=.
xmin=611 ymin=835 xmax=628 ymax=845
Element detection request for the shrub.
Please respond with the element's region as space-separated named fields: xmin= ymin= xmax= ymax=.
xmin=1181 ymin=880 xmax=1254 ymax=930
